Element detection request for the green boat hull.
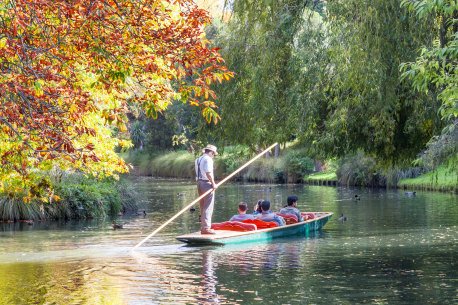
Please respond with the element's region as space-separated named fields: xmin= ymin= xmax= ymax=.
xmin=177 ymin=212 xmax=332 ymax=245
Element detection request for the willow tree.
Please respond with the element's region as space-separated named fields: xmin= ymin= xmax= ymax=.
xmin=297 ymin=0 xmax=440 ymax=163
xmin=400 ymin=0 xmax=457 ymax=169
xmin=198 ymin=0 xmax=317 ymax=150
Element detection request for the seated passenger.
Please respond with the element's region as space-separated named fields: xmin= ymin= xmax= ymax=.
xmin=229 ymin=202 xmax=255 ymax=222
xmin=252 ymin=199 xmax=263 ymax=215
xmin=279 ymin=195 xmax=303 ymax=222
xmin=255 ymin=200 xmax=286 ymax=226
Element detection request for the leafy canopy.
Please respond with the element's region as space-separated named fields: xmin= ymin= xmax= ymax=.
xmin=0 ymin=0 xmax=233 ymax=199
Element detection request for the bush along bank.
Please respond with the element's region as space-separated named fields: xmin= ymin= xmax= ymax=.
xmin=0 ymin=173 xmax=137 ymax=222
xmin=305 ymin=152 xmax=456 ymax=193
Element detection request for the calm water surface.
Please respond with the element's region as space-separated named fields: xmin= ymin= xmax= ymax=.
xmin=0 ymin=177 xmax=456 ymax=304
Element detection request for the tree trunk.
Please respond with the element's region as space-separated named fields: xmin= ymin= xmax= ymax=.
xmin=314 ymin=159 xmax=323 ymax=172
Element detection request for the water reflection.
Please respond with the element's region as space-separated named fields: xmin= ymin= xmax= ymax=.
xmin=199 ymin=250 xmax=221 ymax=304
xmin=0 ymin=178 xmax=456 ymax=304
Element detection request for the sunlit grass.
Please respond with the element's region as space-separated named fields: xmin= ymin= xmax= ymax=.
xmin=305 ymin=170 xmax=337 ymax=181
xmin=399 ymin=165 xmax=457 ymax=192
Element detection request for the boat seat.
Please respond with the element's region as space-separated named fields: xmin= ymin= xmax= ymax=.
xmin=301 ymin=212 xmax=315 ymax=221
xmin=275 ymin=213 xmax=298 ymax=224
xmin=241 ymin=219 xmax=278 ymax=229
xmin=211 ymin=221 xmax=257 ymax=232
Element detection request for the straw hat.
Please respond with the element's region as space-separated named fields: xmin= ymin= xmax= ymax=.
xmin=204 ymin=144 xmax=218 ymax=155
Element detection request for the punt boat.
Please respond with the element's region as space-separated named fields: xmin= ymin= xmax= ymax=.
xmin=176 ymin=212 xmax=333 ymax=245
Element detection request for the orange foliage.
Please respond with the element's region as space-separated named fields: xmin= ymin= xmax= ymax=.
xmin=0 ymin=0 xmax=233 ymax=182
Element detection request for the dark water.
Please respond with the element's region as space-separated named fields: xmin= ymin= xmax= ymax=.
xmin=0 ymin=177 xmax=456 ymax=304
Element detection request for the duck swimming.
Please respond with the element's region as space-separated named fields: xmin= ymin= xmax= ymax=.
xmin=112 ymin=222 xmax=123 ymax=230
xmin=338 ymin=214 xmax=347 ymax=222
xmin=136 ymin=210 xmax=146 ymax=216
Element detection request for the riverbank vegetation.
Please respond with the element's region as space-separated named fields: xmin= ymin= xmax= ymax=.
xmin=399 ymin=165 xmax=457 ymax=192
xmin=119 ymin=0 xmax=455 ymax=191
xmin=0 ymin=0 xmax=234 ymax=220
xmin=1 ymin=1 xmax=456 ymax=219
xmin=0 ymin=173 xmax=137 ymax=221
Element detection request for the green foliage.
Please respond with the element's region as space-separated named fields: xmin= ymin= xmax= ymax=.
xmin=219 ymin=145 xmax=250 ymax=173
xmin=0 ymin=197 xmax=49 ymax=221
xmin=242 ymin=158 xmax=279 ymax=183
xmin=284 ymin=149 xmax=315 ymax=181
xmin=52 ymin=174 xmax=136 ymax=219
xmin=129 ymin=120 xmax=146 ymax=149
xmin=300 ymin=0 xmax=441 ymax=163
xmin=400 ymin=0 xmax=457 ymax=131
xmin=198 ymin=0 xmax=311 ymax=149
xmin=383 ymin=165 xmax=429 ymax=187
xmin=415 ymin=123 xmax=458 ymax=169
xmin=205 ymin=0 xmax=446 ymax=166
xmin=335 ymin=151 xmax=431 ymax=187
xmin=0 ymin=173 xmax=137 ymax=221
xmin=120 ymin=150 xmax=158 ymax=176
xmin=336 ymin=152 xmax=380 ymax=187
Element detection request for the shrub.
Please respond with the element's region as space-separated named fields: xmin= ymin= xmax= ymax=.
xmin=336 ymin=152 xmax=380 ymax=187
xmin=383 ymin=166 xmax=428 ymax=187
xmin=0 ymin=173 xmax=138 ymax=221
xmin=284 ymin=149 xmax=315 ymax=182
xmin=220 ymin=145 xmax=249 ymax=174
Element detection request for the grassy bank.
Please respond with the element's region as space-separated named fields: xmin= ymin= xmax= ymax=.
xmin=121 ymin=148 xmax=456 ymax=193
xmin=122 ymin=146 xmax=313 ymax=183
xmin=399 ymin=165 xmax=457 ymax=192
xmin=304 ymin=170 xmax=338 ymax=186
xmin=0 ymin=174 xmax=137 ymax=221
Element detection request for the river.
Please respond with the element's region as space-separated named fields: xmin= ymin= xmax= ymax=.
xmin=0 ymin=177 xmax=456 ymax=304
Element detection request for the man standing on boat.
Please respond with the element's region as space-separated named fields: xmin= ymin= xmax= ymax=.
xmin=195 ymin=144 xmax=218 ymax=234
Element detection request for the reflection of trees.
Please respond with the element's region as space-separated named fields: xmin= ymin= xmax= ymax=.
xmin=0 ymin=261 xmax=123 ymax=304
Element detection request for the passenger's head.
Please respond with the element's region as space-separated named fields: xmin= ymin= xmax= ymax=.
xmin=238 ymin=202 xmax=248 ymax=214
xmin=261 ymin=200 xmax=271 ymax=212
xmin=254 ymin=199 xmax=264 ymax=212
xmin=287 ymin=195 xmax=299 ymax=206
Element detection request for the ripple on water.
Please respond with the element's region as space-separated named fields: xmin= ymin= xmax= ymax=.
xmin=1 ymin=180 xmax=457 ymax=304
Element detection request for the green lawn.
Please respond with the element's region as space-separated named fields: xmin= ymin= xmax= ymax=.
xmin=399 ymin=165 xmax=457 ymax=192
xmin=305 ymin=170 xmax=337 ymax=181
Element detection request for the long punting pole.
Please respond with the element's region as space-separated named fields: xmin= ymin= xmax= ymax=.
xmin=131 ymin=142 xmax=278 ymax=250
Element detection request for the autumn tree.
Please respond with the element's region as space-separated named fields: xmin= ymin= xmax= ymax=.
xmin=0 ymin=0 xmax=233 ymax=199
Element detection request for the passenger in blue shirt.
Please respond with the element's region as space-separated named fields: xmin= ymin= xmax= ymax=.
xmin=255 ymin=200 xmax=286 ymax=226
xmin=229 ymin=202 xmax=255 ymax=222
xmin=279 ymin=195 xmax=303 ymax=222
